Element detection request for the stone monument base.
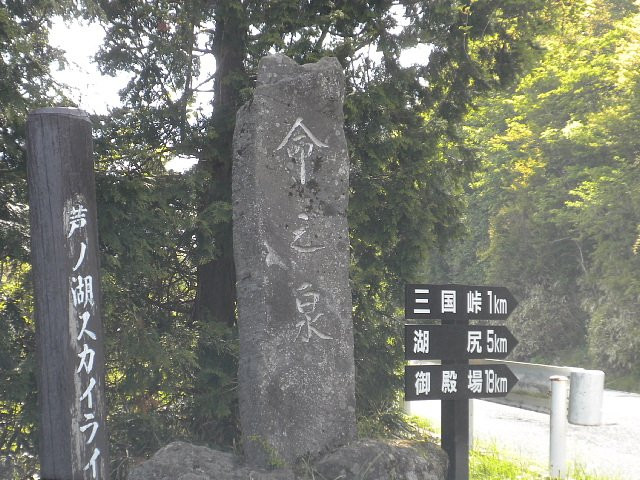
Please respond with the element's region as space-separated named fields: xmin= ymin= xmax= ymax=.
xmin=128 ymin=439 xmax=448 ymax=480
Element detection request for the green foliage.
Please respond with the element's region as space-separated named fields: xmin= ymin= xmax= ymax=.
xmin=1 ymin=1 xmax=566 ymax=478
xmin=0 ymin=261 xmax=38 ymax=476
xmin=246 ymin=435 xmax=286 ymax=469
xmin=588 ymin=302 xmax=640 ymax=373
xmin=92 ymin=113 xmax=242 ymax=474
xmin=471 ymin=444 xmax=540 ymax=479
xmin=506 ymin=284 xmax=585 ymax=362
xmin=0 ymin=1 xmax=74 ymax=266
xmin=434 ymin=0 xmax=640 ymax=375
xmin=352 ymin=414 xmax=619 ymax=480
xmin=356 ymin=410 xmax=439 ymax=445
xmin=90 ymin=2 xmax=559 ymax=463
xmin=0 ymin=1 xmax=89 ymax=473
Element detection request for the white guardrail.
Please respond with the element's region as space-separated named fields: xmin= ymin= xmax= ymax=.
xmin=470 ymin=359 xmax=605 ymax=426
xmin=406 ymin=359 xmax=605 ymax=424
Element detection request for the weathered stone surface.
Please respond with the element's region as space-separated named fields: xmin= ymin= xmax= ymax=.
xmin=312 ymin=439 xmax=449 ymax=480
xmin=127 ymin=442 xmax=296 ymax=480
xmin=128 ymin=440 xmax=448 ymax=480
xmin=232 ymin=53 xmax=356 ymax=467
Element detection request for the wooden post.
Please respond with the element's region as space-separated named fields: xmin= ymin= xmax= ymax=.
xmin=26 ymin=108 xmax=109 ymax=480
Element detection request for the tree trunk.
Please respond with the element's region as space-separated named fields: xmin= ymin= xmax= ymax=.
xmin=190 ymin=0 xmax=248 ymax=444
xmin=193 ymin=0 xmax=247 ymax=327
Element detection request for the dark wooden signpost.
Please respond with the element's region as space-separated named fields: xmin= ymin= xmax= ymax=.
xmin=404 ymin=283 xmax=519 ymax=480
xmin=26 ymin=108 xmax=109 ymax=480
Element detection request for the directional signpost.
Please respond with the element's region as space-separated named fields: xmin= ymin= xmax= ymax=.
xmin=405 ymin=284 xmax=518 ymax=321
xmin=404 ymin=283 xmax=519 ymax=480
xmin=405 ymin=325 xmax=518 ymax=361
xmin=404 ymin=364 xmax=519 ymax=400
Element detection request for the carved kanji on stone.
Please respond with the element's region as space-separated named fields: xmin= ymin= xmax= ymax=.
xmin=233 ymin=54 xmax=356 ymax=467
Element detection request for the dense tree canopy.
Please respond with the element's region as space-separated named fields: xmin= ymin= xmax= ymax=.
xmin=0 ymin=0 xmax=589 ymax=478
xmin=432 ymin=0 xmax=640 ymax=377
xmin=0 ymin=1 xmax=80 ymax=474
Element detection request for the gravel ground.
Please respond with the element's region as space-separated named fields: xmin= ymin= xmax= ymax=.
xmin=407 ymin=390 xmax=640 ymax=479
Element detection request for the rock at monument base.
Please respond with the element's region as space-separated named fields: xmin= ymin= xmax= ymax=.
xmin=312 ymin=439 xmax=448 ymax=480
xmin=127 ymin=439 xmax=448 ymax=480
xmin=126 ymin=441 xmax=296 ymax=480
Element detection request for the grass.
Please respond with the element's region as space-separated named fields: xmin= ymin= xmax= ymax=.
xmin=403 ymin=415 xmax=621 ymax=480
xmin=470 ymin=442 xmax=621 ymax=480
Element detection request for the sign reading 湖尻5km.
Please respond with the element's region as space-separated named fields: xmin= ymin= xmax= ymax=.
xmin=404 ymin=364 xmax=519 ymax=400
xmin=405 ymin=284 xmax=518 ymax=321
xmin=405 ymin=324 xmax=518 ymax=360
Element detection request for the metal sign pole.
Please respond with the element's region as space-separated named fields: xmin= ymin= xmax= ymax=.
xmin=441 ymin=317 xmax=469 ymax=480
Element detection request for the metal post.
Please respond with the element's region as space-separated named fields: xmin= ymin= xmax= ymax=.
xmin=26 ymin=108 xmax=109 ymax=480
xmin=442 ymin=397 xmax=469 ymax=480
xmin=442 ymin=317 xmax=469 ymax=480
xmin=549 ymin=375 xmax=569 ymax=479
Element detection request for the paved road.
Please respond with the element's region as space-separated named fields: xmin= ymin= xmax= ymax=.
xmin=406 ymin=390 xmax=640 ymax=478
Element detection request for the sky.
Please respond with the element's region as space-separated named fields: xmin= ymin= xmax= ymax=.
xmin=49 ymin=16 xmax=431 ymax=114
xmin=49 ymin=19 xmax=125 ymax=115
xmin=49 ymin=18 xmax=215 ymax=115
xmin=48 ymin=16 xmax=431 ymax=170
xmin=49 ymin=18 xmax=200 ymax=171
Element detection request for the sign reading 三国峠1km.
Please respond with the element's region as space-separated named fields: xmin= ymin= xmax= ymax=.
xmin=404 ymin=364 xmax=518 ymax=401
xmin=405 ymin=324 xmax=518 ymax=360
xmin=405 ymin=284 xmax=518 ymax=321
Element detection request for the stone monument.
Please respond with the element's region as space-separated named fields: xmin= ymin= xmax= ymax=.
xmin=232 ymin=54 xmax=356 ymax=467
